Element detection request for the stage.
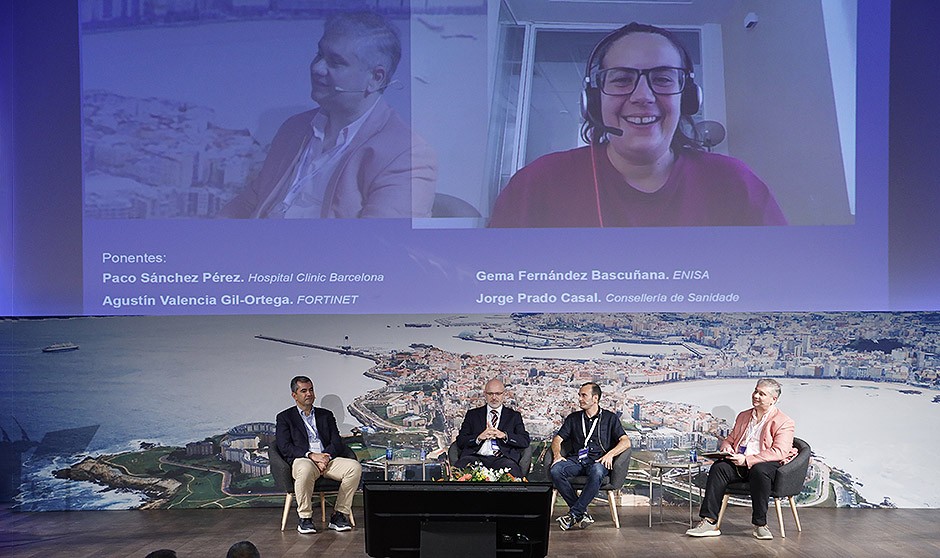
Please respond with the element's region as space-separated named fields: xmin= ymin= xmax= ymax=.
xmin=2 ymin=504 xmax=938 ymax=557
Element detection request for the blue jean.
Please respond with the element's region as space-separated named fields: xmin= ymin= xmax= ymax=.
xmin=549 ymin=458 xmax=607 ymax=519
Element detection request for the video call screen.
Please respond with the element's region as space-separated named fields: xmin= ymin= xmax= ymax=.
xmin=6 ymin=0 xmax=938 ymax=317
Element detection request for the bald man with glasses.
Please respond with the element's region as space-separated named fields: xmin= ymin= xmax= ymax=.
xmin=453 ymin=378 xmax=530 ymax=477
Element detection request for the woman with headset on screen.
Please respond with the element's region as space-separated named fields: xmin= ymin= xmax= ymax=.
xmin=488 ymin=23 xmax=786 ymax=228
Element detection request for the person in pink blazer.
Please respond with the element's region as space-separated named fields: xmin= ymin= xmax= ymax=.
xmin=686 ymin=378 xmax=797 ymax=540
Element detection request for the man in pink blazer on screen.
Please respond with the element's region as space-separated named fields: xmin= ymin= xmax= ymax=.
xmin=219 ymin=11 xmax=436 ymax=219
xmin=686 ymin=378 xmax=798 ymax=540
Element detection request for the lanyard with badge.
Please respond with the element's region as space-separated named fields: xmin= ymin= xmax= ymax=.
xmin=300 ymin=410 xmax=322 ymax=452
xmin=739 ymin=411 xmax=768 ymax=454
xmin=578 ymin=411 xmax=600 ymax=461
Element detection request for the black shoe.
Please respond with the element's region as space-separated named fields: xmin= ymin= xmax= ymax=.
xmin=329 ymin=511 xmax=352 ymax=532
xmin=297 ymin=517 xmax=317 ymax=534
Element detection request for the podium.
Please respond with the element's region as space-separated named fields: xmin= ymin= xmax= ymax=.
xmin=363 ymin=481 xmax=553 ymax=558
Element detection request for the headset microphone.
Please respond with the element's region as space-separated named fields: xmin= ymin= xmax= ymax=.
xmin=333 ymin=79 xmax=401 ymax=93
xmin=580 ymin=86 xmax=622 ymax=137
xmin=581 ymin=23 xmax=701 ymax=141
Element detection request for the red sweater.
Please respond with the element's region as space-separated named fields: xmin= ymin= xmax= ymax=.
xmin=489 ymin=145 xmax=787 ymax=228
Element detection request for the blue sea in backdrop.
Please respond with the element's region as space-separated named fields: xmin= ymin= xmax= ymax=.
xmin=2 ymin=315 xmax=938 ymax=509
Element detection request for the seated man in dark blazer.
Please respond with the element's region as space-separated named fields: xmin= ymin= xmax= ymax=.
xmin=454 ymin=378 xmax=530 ymax=477
xmin=276 ymin=375 xmax=362 ymax=534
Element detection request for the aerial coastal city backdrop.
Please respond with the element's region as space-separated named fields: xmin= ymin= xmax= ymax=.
xmin=5 ymin=311 xmax=939 ymax=511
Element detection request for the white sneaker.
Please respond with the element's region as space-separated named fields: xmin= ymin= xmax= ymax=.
xmin=556 ymin=513 xmax=578 ymax=531
xmin=753 ymin=525 xmax=773 ymax=540
xmin=686 ymin=519 xmax=721 ymax=537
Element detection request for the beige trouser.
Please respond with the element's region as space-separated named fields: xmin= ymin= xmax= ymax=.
xmin=292 ymin=456 xmax=362 ymax=517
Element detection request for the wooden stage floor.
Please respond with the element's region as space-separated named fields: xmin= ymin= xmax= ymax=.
xmin=2 ymin=504 xmax=939 ymax=557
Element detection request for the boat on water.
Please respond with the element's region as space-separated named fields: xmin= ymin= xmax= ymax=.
xmin=42 ymin=342 xmax=79 ymax=353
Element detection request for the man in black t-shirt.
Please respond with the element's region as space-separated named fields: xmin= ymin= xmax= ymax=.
xmin=549 ymin=382 xmax=631 ymax=530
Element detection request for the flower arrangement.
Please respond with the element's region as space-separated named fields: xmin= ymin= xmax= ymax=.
xmin=448 ymin=462 xmax=524 ymax=482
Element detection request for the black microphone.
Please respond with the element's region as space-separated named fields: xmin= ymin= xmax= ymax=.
xmin=601 ymin=125 xmax=623 ymax=137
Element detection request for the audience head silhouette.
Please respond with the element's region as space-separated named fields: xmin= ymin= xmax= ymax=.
xmin=226 ymin=540 xmax=261 ymax=558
